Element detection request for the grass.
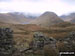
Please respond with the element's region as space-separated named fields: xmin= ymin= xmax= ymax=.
xmin=0 ymin=22 xmax=75 ymax=56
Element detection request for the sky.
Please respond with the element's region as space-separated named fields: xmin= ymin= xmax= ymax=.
xmin=0 ymin=0 xmax=75 ymax=16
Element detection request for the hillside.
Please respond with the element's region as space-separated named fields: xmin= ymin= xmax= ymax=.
xmin=0 ymin=12 xmax=75 ymax=56
xmin=0 ymin=12 xmax=30 ymax=24
xmin=0 ymin=22 xmax=75 ymax=56
xmin=71 ymin=18 xmax=75 ymax=23
xmin=29 ymin=11 xmax=64 ymax=27
xmin=61 ymin=13 xmax=75 ymax=23
xmin=0 ymin=22 xmax=75 ymax=43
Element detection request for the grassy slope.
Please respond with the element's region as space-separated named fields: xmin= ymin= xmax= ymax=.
xmin=0 ymin=22 xmax=75 ymax=45
xmin=0 ymin=22 xmax=75 ymax=56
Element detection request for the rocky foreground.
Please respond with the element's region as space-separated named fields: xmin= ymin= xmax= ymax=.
xmin=0 ymin=28 xmax=75 ymax=56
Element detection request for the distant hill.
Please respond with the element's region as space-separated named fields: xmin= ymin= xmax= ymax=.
xmin=70 ymin=13 xmax=75 ymax=23
xmin=71 ymin=19 xmax=75 ymax=23
xmin=0 ymin=12 xmax=31 ymax=24
xmin=60 ymin=13 xmax=75 ymax=23
xmin=60 ymin=15 xmax=71 ymax=21
xmin=29 ymin=11 xmax=64 ymax=27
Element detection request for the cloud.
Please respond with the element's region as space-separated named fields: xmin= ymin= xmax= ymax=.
xmin=0 ymin=0 xmax=75 ymax=15
xmin=26 ymin=0 xmax=43 ymax=1
xmin=61 ymin=0 xmax=75 ymax=5
xmin=0 ymin=0 xmax=11 ymax=2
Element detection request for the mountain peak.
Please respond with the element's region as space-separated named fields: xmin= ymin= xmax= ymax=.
xmin=30 ymin=11 xmax=64 ymax=27
xmin=42 ymin=11 xmax=57 ymax=17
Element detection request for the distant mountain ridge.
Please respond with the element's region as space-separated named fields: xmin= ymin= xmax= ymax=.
xmin=0 ymin=12 xmax=36 ymax=24
xmin=0 ymin=12 xmax=27 ymax=24
xmin=60 ymin=13 xmax=75 ymax=23
xmin=1 ymin=12 xmax=75 ymax=25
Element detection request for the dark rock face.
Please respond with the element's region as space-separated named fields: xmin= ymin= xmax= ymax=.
xmin=67 ymin=31 xmax=75 ymax=40
xmin=19 ymin=32 xmax=57 ymax=55
xmin=63 ymin=31 xmax=75 ymax=44
xmin=59 ymin=31 xmax=75 ymax=51
xmin=0 ymin=28 xmax=14 ymax=56
xmin=33 ymin=32 xmax=45 ymax=50
xmin=32 ymin=32 xmax=57 ymax=50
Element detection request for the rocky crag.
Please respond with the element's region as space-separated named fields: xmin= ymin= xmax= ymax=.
xmin=32 ymin=32 xmax=57 ymax=50
xmin=21 ymin=32 xmax=75 ymax=56
xmin=0 ymin=28 xmax=14 ymax=56
xmin=19 ymin=32 xmax=58 ymax=56
xmin=57 ymin=31 xmax=75 ymax=52
xmin=63 ymin=32 xmax=75 ymax=51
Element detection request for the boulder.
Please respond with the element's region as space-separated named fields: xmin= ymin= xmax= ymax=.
xmin=0 ymin=28 xmax=14 ymax=56
xmin=32 ymin=32 xmax=57 ymax=50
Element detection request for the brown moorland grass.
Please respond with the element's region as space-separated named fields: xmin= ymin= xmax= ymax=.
xmin=0 ymin=22 xmax=75 ymax=56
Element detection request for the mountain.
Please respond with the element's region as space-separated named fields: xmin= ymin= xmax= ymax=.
xmin=29 ymin=11 xmax=64 ymax=27
xmin=0 ymin=12 xmax=30 ymax=24
xmin=70 ymin=13 xmax=75 ymax=23
xmin=71 ymin=19 xmax=75 ymax=23
xmin=60 ymin=15 xmax=71 ymax=21
xmin=60 ymin=13 xmax=75 ymax=23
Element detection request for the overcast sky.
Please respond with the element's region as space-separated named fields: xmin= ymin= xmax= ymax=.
xmin=0 ymin=0 xmax=75 ymax=16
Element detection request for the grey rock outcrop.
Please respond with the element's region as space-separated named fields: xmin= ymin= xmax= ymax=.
xmin=32 ymin=32 xmax=57 ymax=50
xmin=0 ymin=28 xmax=14 ymax=56
xmin=18 ymin=32 xmax=57 ymax=55
xmin=33 ymin=32 xmax=45 ymax=50
xmin=63 ymin=31 xmax=75 ymax=44
xmin=59 ymin=31 xmax=75 ymax=51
